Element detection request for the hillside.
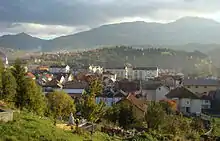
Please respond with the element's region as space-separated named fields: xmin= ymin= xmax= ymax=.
xmin=48 ymin=17 xmax=220 ymax=51
xmin=0 ymin=33 xmax=44 ymax=51
xmin=1 ymin=17 xmax=220 ymax=52
xmin=41 ymin=46 xmax=213 ymax=75
xmin=0 ymin=112 xmax=119 ymax=141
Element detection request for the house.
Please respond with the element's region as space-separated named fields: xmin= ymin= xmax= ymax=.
xmin=115 ymin=79 xmax=140 ymax=93
xmin=37 ymin=66 xmax=49 ymax=71
xmin=183 ymin=78 xmax=220 ymax=94
xmin=133 ymin=67 xmax=159 ymax=80
xmin=56 ymin=80 xmax=88 ymax=99
xmin=49 ymin=65 xmax=70 ymax=73
xmin=96 ymin=90 xmax=126 ymax=106
xmin=42 ymin=78 xmax=62 ymax=93
xmin=89 ymin=65 xmax=103 ymax=74
xmin=117 ymin=93 xmax=147 ymax=120
xmin=102 ymin=71 xmax=117 ymax=82
xmin=165 ymin=87 xmax=211 ymax=114
xmin=141 ymin=82 xmax=170 ymax=101
xmin=26 ymin=72 xmax=36 ymax=80
xmin=160 ymin=75 xmax=183 ymax=89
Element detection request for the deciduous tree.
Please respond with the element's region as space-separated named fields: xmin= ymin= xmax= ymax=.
xmin=47 ymin=91 xmax=76 ymax=124
xmin=145 ymin=102 xmax=166 ymax=130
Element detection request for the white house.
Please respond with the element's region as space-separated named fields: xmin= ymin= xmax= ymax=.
xmin=49 ymin=65 xmax=70 ymax=73
xmin=141 ymin=83 xmax=170 ymax=101
xmin=89 ymin=65 xmax=103 ymax=74
xmin=165 ymin=87 xmax=211 ymax=114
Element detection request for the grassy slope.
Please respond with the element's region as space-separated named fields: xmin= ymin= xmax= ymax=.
xmin=214 ymin=118 xmax=220 ymax=136
xmin=0 ymin=112 xmax=119 ymax=141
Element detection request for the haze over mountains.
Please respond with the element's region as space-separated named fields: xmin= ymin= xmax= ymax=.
xmin=1 ymin=17 xmax=220 ymax=52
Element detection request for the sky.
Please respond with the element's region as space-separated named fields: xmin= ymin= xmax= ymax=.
xmin=0 ymin=0 xmax=220 ymax=39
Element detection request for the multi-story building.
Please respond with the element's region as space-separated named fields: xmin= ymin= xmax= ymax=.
xmin=183 ymin=78 xmax=220 ymax=94
xmin=104 ymin=65 xmax=158 ymax=80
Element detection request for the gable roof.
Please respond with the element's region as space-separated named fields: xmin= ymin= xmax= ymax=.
xmin=183 ymin=78 xmax=220 ymax=86
xmin=165 ymin=87 xmax=200 ymax=99
xmin=63 ymin=81 xmax=88 ymax=89
xmin=133 ymin=67 xmax=158 ymax=70
xmin=43 ymin=78 xmax=61 ymax=88
xmin=124 ymin=94 xmax=147 ymax=112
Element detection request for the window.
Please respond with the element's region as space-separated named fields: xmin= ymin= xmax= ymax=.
xmin=186 ymin=101 xmax=190 ymax=104
xmin=158 ymin=87 xmax=161 ymax=90
xmin=195 ymin=86 xmax=198 ymax=88
xmin=205 ymin=100 xmax=209 ymax=104
xmin=187 ymin=86 xmax=190 ymax=88
xmin=204 ymin=86 xmax=207 ymax=88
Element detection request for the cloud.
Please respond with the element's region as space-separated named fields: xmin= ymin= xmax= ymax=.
xmin=0 ymin=0 xmax=220 ymax=38
xmin=0 ymin=22 xmax=89 ymax=39
xmin=0 ymin=0 xmax=220 ymax=26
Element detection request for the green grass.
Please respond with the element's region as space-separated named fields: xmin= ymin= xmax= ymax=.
xmin=0 ymin=112 xmax=120 ymax=141
xmin=214 ymin=118 xmax=220 ymax=136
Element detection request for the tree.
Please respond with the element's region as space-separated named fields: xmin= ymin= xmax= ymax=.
xmin=0 ymin=59 xmax=4 ymax=98
xmin=78 ymin=78 xmax=106 ymax=123
xmin=118 ymin=102 xmax=136 ymax=129
xmin=25 ymin=78 xmax=46 ymax=115
xmin=145 ymin=102 xmax=166 ymax=130
xmin=105 ymin=104 xmax=120 ymax=125
xmin=2 ymin=69 xmax=17 ymax=106
xmin=47 ymin=91 xmax=76 ymax=124
xmin=11 ymin=59 xmax=27 ymax=109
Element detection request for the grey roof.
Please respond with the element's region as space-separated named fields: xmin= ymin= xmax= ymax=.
xmin=183 ymin=78 xmax=220 ymax=86
xmin=133 ymin=67 xmax=158 ymax=70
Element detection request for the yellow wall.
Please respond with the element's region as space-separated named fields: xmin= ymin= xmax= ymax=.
xmin=184 ymin=85 xmax=218 ymax=94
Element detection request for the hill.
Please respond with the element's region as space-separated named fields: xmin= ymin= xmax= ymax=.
xmin=48 ymin=17 xmax=220 ymax=51
xmin=0 ymin=33 xmax=44 ymax=51
xmin=0 ymin=112 xmax=119 ymax=141
xmin=1 ymin=17 xmax=220 ymax=51
xmin=41 ymin=46 xmax=214 ymax=75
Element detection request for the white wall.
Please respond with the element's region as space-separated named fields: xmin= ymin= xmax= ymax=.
xmin=155 ymin=86 xmax=170 ymax=102
xmin=180 ymin=98 xmax=191 ymax=107
xmin=190 ymin=99 xmax=202 ymax=113
xmin=142 ymin=90 xmax=156 ymax=101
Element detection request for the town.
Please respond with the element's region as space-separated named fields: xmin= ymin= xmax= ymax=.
xmin=0 ymin=48 xmax=220 ymax=140
xmin=1 ymin=1 xmax=220 ymax=140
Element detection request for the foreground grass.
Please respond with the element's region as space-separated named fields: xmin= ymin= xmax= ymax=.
xmin=0 ymin=112 xmax=120 ymax=141
xmin=214 ymin=118 xmax=220 ymax=136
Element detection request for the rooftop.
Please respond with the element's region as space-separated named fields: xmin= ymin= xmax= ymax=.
xmin=183 ymin=78 xmax=220 ymax=86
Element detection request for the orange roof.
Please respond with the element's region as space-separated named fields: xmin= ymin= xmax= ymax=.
xmin=27 ymin=72 xmax=36 ymax=79
xmin=125 ymin=93 xmax=147 ymax=112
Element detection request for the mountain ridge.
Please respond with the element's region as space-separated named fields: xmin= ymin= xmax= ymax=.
xmin=0 ymin=16 xmax=220 ymax=51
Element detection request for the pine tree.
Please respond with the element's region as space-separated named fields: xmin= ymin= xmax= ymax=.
xmin=11 ymin=59 xmax=27 ymax=109
xmin=79 ymin=78 xmax=106 ymax=122
xmin=2 ymin=69 xmax=17 ymax=106
xmin=25 ymin=78 xmax=46 ymax=115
